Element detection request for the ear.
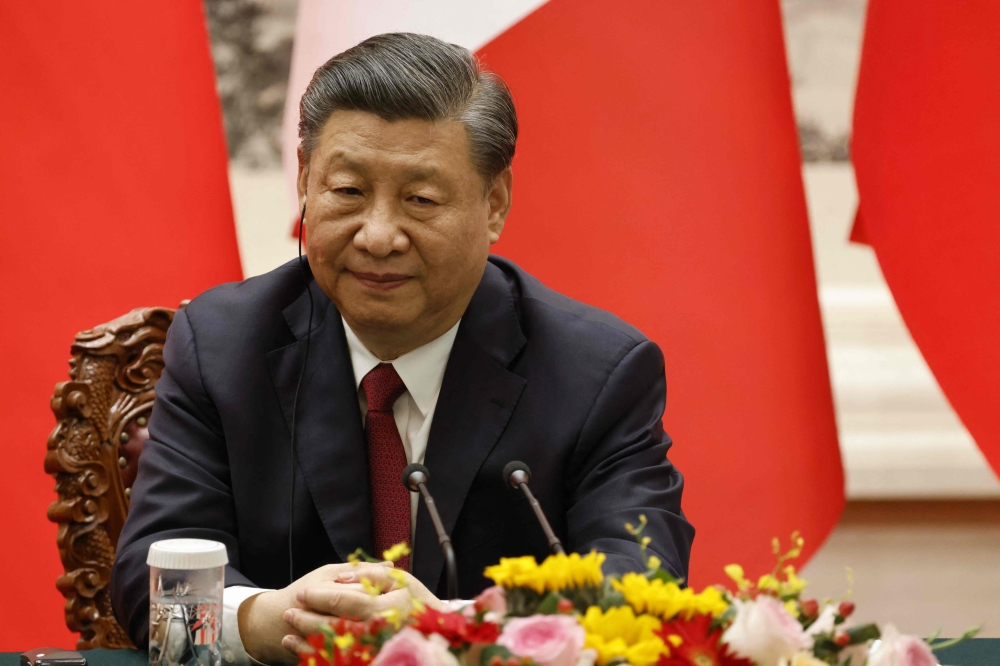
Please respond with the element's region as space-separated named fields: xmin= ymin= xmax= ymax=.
xmin=486 ymin=168 xmax=513 ymax=245
xmin=296 ymin=146 xmax=310 ymax=208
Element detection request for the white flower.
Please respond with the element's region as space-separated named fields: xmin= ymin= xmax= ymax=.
xmin=867 ymin=625 xmax=939 ymax=666
xmin=781 ymin=653 xmax=827 ymax=666
xmin=805 ymin=605 xmax=839 ymax=637
xmin=575 ymin=648 xmax=598 ymax=666
xmin=838 ymin=643 xmax=870 ymax=666
xmin=722 ymin=597 xmax=813 ymax=666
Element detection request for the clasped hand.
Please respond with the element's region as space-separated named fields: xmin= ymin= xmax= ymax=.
xmin=238 ymin=562 xmax=442 ymax=664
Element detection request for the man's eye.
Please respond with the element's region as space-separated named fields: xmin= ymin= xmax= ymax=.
xmin=337 ymin=187 xmax=363 ymax=196
xmin=409 ymin=195 xmax=436 ymax=205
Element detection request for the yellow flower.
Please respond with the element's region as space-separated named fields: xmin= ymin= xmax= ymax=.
xmin=360 ymin=577 xmax=380 ymax=596
xmin=333 ymin=634 xmax=355 ymax=651
xmin=538 ymin=552 xmax=606 ymax=590
xmin=786 ymin=652 xmax=827 ymax=666
xmin=580 ymin=606 xmax=666 ymax=666
xmin=484 ymin=552 xmax=605 ymax=593
xmin=783 ymin=566 xmax=807 ymax=594
xmin=382 ymin=543 xmax=411 ymax=563
xmin=612 ymin=573 xmax=728 ymax=621
xmin=757 ymin=573 xmax=780 ymax=593
xmin=378 ymin=607 xmax=404 ymax=629
xmin=724 ymin=564 xmax=753 ymax=591
xmin=757 ymin=566 xmax=807 ymax=598
xmin=484 ymin=556 xmax=541 ymax=590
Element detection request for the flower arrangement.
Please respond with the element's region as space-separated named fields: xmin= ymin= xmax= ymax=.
xmin=298 ymin=518 xmax=977 ymax=666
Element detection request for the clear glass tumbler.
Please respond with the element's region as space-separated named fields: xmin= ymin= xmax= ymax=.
xmin=148 ymin=539 xmax=228 ymax=666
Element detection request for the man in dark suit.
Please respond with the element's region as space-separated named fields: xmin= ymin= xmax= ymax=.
xmin=111 ymin=32 xmax=693 ymax=665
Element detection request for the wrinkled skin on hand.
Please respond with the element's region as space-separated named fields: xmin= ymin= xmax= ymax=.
xmin=238 ymin=562 xmax=442 ymax=664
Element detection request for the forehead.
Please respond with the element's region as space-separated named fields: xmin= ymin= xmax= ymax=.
xmin=311 ymin=110 xmax=473 ymax=176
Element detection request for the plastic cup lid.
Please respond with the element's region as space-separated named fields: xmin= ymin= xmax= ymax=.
xmin=147 ymin=539 xmax=229 ymax=570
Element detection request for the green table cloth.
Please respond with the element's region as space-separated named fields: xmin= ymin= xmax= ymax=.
xmin=3 ymin=642 xmax=999 ymax=666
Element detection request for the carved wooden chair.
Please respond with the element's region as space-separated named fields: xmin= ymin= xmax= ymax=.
xmin=45 ymin=306 xmax=180 ymax=649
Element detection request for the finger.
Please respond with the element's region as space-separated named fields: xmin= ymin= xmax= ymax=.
xmin=298 ymin=585 xmax=388 ymax=618
xmin=331 ymin=563 xmax=400 ymax=591
xmin=298 ymin=581 xmax=368 ymax=595
xmin=284 ymin=609 xmax=338 ymax=637
xmin=319 ymin=561 xmax=393 ymax=584
xmin=282 ymin=634 xmax=313 ymax=657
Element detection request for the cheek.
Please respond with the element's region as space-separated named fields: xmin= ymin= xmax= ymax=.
xmin=307 ymin=221 xmax=355 ymax=265
xmin=420 ymin=209 xmax=491 ymax=270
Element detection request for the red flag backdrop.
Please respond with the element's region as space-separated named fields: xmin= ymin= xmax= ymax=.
xmin=484 ymin=0 xmax=844 ymax=586
xmin=0 ymin=3 xmax=242 ymax=649
xmin=852 ymin=1 xmax=1000 ymax=476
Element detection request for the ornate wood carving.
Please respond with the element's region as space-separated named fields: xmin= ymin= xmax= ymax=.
xmin=45 ymin=306 xmax=176 ymax=649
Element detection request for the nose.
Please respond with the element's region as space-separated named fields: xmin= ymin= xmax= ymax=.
xmin=353 ymin=198 xmax=410 ymax=258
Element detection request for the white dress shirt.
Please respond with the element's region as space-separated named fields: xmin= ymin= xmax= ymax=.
xmin=220 ymin=317 xmax=460 ymax=665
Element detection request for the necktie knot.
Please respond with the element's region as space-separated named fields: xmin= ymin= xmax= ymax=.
xmin=362 ymin=363 xmax=406 ymax=412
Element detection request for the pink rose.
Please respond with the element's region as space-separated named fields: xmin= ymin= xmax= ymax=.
xmin=722 ymin=597 xmax=812 ymax=666
xmin=474 ymin=585 xmax=508 ymax=615
xmin=867 ymin=625 xmax=939 ymax=666
xmin=497 ymin=615 xmax=585 ymax=666
xmin=372 ymin=627 xmax=459 ymax=666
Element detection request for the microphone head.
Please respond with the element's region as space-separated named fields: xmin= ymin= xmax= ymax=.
xmin=503 ymin=460 xmax=531 ymax=488
xmin=402 ymin=463 xmax=429 ymax=492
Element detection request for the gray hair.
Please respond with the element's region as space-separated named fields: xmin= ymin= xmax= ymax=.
xmin=298 ymin=33 xmax=518 ymax=189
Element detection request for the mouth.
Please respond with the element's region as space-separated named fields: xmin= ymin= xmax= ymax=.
xmin=349 ymin=271 xmax=413 ymax=292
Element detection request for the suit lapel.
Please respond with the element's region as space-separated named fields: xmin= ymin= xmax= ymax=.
xmin=266 ymin=279 xmax=373 ymax=565
xmin=414 ymin=262 xmax=527 ymax=593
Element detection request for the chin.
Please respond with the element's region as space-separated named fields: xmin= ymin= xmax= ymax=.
xmin=341 ymin=302 xmax=419 ymax=334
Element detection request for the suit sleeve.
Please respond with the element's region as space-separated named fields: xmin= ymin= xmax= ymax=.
xmin=565 ymin=339 xmax=695 ymax=581
xmin=111 ymin=308 xmax=255 ymax=648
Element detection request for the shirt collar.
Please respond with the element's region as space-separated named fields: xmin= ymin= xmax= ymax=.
xmin=342 ymin=316 xmax=461 ymax=417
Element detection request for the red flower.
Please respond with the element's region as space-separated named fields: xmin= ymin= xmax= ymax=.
xmin=465 ymin=620 xmax=502 ymax=644
xmin=410 ymin=606 xmax=501 ymax=647
xmin=655 ymin=614 xmax=753 ymax=666
xmin=298 ymin=618 xmax=385 ymax=666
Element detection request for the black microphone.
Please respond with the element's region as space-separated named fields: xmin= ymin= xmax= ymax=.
xmin=502 ymin=461 xmax=565 ymax=555
xmin=402 ymin=463 xmax=459 ymax=600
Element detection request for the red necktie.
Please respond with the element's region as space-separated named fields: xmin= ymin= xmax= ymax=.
xmin=361 ymin=363 xmax=410 ymax=571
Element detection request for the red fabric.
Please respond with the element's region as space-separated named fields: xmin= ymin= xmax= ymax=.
xmin=482 ymin=0 xmax=843 ymax=585
xmin=0 ymin=2 xmax=242 ymax=649
xmin=852 ymin=1 xmax=1000 ymax=475
xmin=362 ymin=364 xmax=411 ymax=571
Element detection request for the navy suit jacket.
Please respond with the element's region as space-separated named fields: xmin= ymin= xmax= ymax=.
xmin=111 ymin=256 xmax=694 ymax=647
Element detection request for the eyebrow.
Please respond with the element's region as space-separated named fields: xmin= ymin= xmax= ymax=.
xmin=400 ymin=166 xmax=440 ymax=181
xmin=325 ymin=151 xmax=443 ymax=182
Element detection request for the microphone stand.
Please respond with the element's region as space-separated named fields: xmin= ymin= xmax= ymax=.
xmin=502 ymin=461 xmax=565 ymax=555
xmin=402 ymin=463 xmax=459 ymax=600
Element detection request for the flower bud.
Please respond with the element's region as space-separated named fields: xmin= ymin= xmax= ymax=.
xmin=838 ymin=601 xmax=856 ymax=619
xmin=834 ymin=630 xmax=850 ymax=647
xmin=557 ymin=599 xmax=574 ymax=614
xmin=800 ymin=598 xmax=819 ymax=617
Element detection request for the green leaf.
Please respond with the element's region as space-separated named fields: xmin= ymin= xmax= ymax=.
xmin=709 ymin=605 xmax=736 ymax=633
xmin=480 ymin=644 xmax=514 ymax=666
xmin=846 ymin=623 xmax=881 ymax=645
xmin=929 ymin=625 xmax=982 ymax=652
xmin=505 ymin=587 xmax=543 ymax=617
xmin=646 ymin=568 xmax=681 ymax=585
xmin=598 ymin=589 xmax=626 ymax=611
xmin=536 ymin=592 xmax=564 ymax=615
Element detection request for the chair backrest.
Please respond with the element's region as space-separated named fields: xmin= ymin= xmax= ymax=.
xmin=45 ymin=306 xmax=177 ymax=649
